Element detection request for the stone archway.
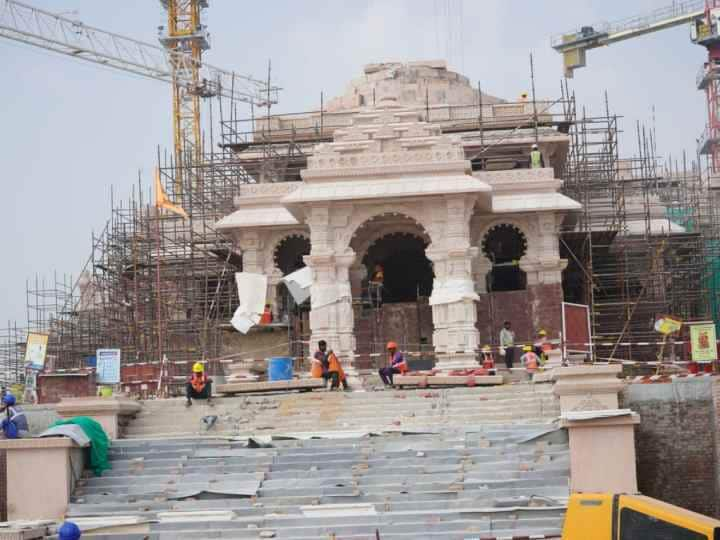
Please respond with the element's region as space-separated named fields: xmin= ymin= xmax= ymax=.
xmin=481 ymin=223 xmax=528 ymax=292
xmin=271 ymin=233 xmax=311 ymax=320
xmin=350 ymin=213 xmax=433 ymax=304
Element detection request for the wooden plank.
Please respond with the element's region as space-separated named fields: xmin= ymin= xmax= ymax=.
xmin=394 ymin=375 xmax=505 ymax=388
xmin=216 ymin=378 xmax=325 ymax=395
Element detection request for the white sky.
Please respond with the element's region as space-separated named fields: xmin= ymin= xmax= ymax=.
xmin=0 ymin=0 xmax=707 ymax=326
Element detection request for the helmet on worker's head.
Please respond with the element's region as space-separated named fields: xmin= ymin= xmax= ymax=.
xmin=481 ymin=345 xmax=492 ymax=353
xmin=192 ymin=362 xmax=204 ymax=373
xmin=532 ymin=143 xmax=538 ymax=150
xmin=58 ymin=521 xmax=82 ymax=540
xmin=2 ymin=394 xmax=15 ymax=406
xmin=386 ymin=341 xmax=398 ymax=351
xmin=538 ymin=329 xmax=547 ymax=336
xmin=520 ymin=91 xmax=528 ymax=99
xmin=523 ymin=345 xmax=533 ymax=352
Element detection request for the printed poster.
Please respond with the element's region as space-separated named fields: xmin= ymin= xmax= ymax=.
xmin=96 ymin=349 xmax=121 ymax=384
xmin=24 ymin=333 xmax=48 ymax=370
xmin=690 ymin=323 xmax=717 ymax=363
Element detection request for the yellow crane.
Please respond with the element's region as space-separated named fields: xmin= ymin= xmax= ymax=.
xmin=0 ymin=0 xmax=278 ymax=194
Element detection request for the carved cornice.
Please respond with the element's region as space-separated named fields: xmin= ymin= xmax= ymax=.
xmin=234 ymin=183 xmax=301 ymax=206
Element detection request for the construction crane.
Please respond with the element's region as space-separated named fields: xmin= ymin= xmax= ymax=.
xmin=552 ymin=0 xmax=720 ymax=174
xmin=0 ymin=0 xmax=279 ymax=193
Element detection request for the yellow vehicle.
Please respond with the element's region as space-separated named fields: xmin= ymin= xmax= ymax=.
xmin=563 ymin=493 xmax=720 ymax=539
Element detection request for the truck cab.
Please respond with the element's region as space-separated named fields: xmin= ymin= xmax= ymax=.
xmin=563 ymin=493 xmax=720 ymax=539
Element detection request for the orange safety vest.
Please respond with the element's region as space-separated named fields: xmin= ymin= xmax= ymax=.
xmin=522 ymin=352 xmax=539 ymax=371
xmin=327 ymin=352 xmax=346 ymax=380
xmin=190 ymin=373 xmax=207 ymax=393
xmin=310 ymin=356 xmax=324 ymax=378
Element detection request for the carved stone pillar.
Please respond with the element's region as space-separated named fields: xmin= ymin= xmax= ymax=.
xmin=236 ymin=231 xmax=266 ymax=275
xmin=472 ymin=255 xmax=493 ymax=294
xmin=427 ymin=197 xmax=481 ymax=371
xmin=304 ymin=250 xmax=357 ymax=367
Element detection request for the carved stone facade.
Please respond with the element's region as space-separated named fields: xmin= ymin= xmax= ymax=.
xmin=216 ymin=62 xmax=581 ymax=371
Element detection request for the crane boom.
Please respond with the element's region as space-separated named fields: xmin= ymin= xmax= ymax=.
xmin=552 ymin=0 xmax=705 ymax=78
xmin=0 ymin=0 xmax=277 ymax=105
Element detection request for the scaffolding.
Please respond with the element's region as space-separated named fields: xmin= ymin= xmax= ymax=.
xmin=4 ymin=81 xmax=720 ymax=385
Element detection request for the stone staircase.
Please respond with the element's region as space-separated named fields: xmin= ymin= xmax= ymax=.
xmin=124 ymin=383 xmax=560 ymax=439
xmin=68 ymin=427 xmax=568 ymax=539
xmin=66 ymin=383 xmax=568 ymax=538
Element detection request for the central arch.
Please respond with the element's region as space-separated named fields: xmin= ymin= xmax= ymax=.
xmin=350 ymin=213 xmax=433 ymax=304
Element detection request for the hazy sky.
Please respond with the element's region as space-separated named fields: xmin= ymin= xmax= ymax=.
xmin=0 ymin=0 xmax=707 ymax=326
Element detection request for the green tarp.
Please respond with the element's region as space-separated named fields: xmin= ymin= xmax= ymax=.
xmin=51 ymin=416 xmax=110 ymax=476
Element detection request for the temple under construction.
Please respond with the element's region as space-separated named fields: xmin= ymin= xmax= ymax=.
xmin=2 ymin=61 xmax=719 ymax=392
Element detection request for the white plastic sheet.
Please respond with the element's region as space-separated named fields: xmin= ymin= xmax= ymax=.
xmin=429 ymin=278 xmax=479 ymax=306
xmin=282 ymin=266 xmax=312 ymax=304
xmin=230 ymin=272 xmax=268 ymax=334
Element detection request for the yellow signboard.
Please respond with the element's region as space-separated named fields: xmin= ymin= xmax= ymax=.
xmin=654 ymin=316 xmax=683 ymax=335
xmin=690 ymin=323 xmax=718 ymax=363
xmin=24 ymin=333 xmax=48 ymax=369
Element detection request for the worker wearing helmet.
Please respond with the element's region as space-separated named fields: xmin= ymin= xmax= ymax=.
xmin=58 ymin=521 xmax=82 ymax=540
xmin=0 ymin=393 xmax=29 ymax=439
xmin=520 ymin=345 xmax=539 ymax=372
xmin=378 ymin=341 xmax=407 ymax=387
xmin=530 ymin=143 xmax=544 ymax=169
xmin=480 ymin=345 xmax=495 ymax=371
xmin=534 ymin=329 xmax=550 ymax=364
xmin=186 ymin=362 xmax=213 ymax=407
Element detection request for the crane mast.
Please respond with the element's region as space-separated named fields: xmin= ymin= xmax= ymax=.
xmin=552 ymin=0 xmax=720 ymax=175
xmin=0 ymin=0 xmax=279 ymax=195
xmin=159 ymin=0 xmax=207 ymax=196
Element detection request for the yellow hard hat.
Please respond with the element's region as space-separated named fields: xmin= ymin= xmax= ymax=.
xmin=520 ymin=91 xmax=529 ymax=99
xmin=192 ymin=362 xmax=204 ymax=373
xmin=538 ymin=329 xmax=547 ymax=336
xmin=481 ymin=345 xmax=492 ymax=352
xmin=523 ymin=345 xmax=533 ymax=352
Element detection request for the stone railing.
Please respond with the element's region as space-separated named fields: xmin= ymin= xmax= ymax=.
xmin=477 ymin=167 xmax=556 ymax=187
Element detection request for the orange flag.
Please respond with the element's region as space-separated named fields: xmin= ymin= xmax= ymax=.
xmin=154 ymin=168 xmax=188 ymax=219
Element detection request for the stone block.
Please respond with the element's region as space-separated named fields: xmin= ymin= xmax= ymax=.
xmin=553 ymin=364 xmax=624 ymax=412
xmin=56 ymin=396 xmax=142 ymax=440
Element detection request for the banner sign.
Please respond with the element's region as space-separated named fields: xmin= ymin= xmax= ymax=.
xmin=654 ymin=315 xmax=683 ymax=335
xmin=24 ymin=333 xmax=48 ymax=370
xmin=96 ymin=349 xmax=121 ymax=384
xmin=690 ymin=323 xmax=717 ymax=363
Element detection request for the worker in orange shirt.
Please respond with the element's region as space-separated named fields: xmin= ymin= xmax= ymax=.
xmin=260 ymin=304 xmax=273 ymax=325
xmin=186 ymin=362 xmax=213 ymax=407
xmin=326 ymin=349 xmax=349 ymax=391
xmin=520 ymin=345 xmax=539 ymax=373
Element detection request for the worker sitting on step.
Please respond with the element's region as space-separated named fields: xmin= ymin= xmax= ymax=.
xmin=327 ymin=349 xmax=349 ymax=391
xmin=186 ymin=362 xmax=213 ymax=407
xmin=378 ymin=341 xmax=408 ymax=387
xmin=481 ymin=345 xmax=495 ymax=371
xmin=312 ymin=340 xmax=330 ymax=385
xmin=520 ymin=345 xmax=539 ymax=372
xmin=0 ymin=393 xmax=28 ymax=439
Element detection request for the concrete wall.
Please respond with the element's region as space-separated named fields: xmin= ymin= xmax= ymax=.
xmin=623 ymin=378 xmax=720 ymax=518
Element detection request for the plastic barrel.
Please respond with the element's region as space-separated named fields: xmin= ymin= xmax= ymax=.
xmin=268 ymin=357 xmax=293 ymax=381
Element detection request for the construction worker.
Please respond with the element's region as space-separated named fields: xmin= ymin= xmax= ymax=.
xmin=0 ymin=393 xmax=28 ymax=439
xmin=499 ymin=321 xmax=516 ymax=369
xmin=186 ymin=362 xmax=213 ymax=407
xmin=378 ymin=341 xmax=407 ymax=387
xmin=534 ymin=329 xmax=549 ymax=364
xmin=530 ymin=143 xmax=544 ymax=169
xmin=326 ymin=349 xmax=349 ymax=391
xmin=260 ymin=304 xmax=273 ymax=325
xmin=481 ymin=345 xmax=495 ymax=371
xmin=312 ymin=340 xmax=330 ymax=384
xmin=368 ymin=264 xmax=384 ymax=307
xmin=520 ymin=345 xmax=539 ymax=372
xmin=58 ymin=522 xmax=82 ymax=540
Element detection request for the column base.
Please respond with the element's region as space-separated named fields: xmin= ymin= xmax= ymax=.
xmin=434 ymin=352 xmax=479 ymax=372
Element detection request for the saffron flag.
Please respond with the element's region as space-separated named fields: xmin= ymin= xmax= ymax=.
xmin=154 ymin=168 xmax=188 ymax=219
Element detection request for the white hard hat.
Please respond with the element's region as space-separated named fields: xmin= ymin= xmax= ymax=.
xmin=532 ymin=143 xmax=538 ymax=149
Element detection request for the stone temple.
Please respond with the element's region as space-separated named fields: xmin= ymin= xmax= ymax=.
xmin=216 ymin=60 xmax=580 ymax=372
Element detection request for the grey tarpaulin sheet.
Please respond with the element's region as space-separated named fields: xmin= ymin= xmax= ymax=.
xmin=37 ymin=424 xmax=91 ymax=447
